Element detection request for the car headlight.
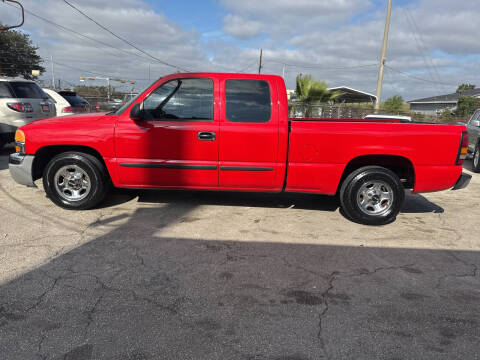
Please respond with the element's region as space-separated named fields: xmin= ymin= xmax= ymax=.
xmin=15 ymin=130 xmax=25 ymax=154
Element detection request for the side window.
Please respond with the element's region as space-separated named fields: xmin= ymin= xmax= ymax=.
xmin=143 ymin=78 xmax=213 ymax=121
xmin=0 ymin=83 xmax=13 ymax=98
xmin=44 ymin=92 xmax=57 ymax=103
xmin=225 ymin=79 xmax=271 ymax=123
xmin=470 ymin=110 xmax=480 ymax=123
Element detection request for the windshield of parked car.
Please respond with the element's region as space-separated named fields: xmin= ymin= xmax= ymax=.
xmin=9 ymin=82 xmax=45 ymax=99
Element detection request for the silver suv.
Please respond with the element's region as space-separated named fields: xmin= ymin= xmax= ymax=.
xmin=0 ymin=78 xmax=55 ymax=148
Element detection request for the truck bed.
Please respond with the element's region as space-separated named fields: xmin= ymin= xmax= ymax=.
xmin=285 ymin=119 xmax=465 ymax=195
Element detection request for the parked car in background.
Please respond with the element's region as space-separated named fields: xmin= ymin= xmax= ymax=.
xmin=460 ymin=109 xmax=480 ymax=172
xmin=364 ymin=114 xmax=412 ymax=122
xmin=104 ymin=99 xmax=123 ymax=111
xmin=42 ymin=88 xmax=74 ymax=116
xmin=0 ymin=78 xmax=55 ymax=149
xmin=57 ymin=91 xmax=90 ymax=113
xmin=122 ymin=93 xmax=138 ymax=105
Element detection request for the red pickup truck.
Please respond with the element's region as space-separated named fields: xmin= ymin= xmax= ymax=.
xmin=9 ymin=73 xmax=471 ymax=225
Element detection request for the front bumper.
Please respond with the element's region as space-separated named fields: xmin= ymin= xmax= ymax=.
xmin=9 ymin=153 xmax=36 ymax=187
xmin=452 ymin=172 xmax=472 ymax=190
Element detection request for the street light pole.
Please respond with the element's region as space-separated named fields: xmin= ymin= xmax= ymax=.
xmin=258 ymin=49 xmax=263 ymax=74
xmin=50 ymin=55 xmax=55 ymax=89
xmin=375 ymin=0 xmax=392 ymax=111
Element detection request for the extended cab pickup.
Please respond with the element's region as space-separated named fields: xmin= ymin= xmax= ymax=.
xmin=9 ymin=73 xmax=471 ymax=225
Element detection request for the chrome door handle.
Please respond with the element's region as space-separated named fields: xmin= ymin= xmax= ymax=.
xmin=197 ymin=131 xmax=216 ymax=141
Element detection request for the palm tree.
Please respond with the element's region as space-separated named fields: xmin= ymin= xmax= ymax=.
xmin=295 ymin=74 xmax=343 ymax=117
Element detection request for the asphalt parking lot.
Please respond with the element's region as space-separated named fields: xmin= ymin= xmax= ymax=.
xmin=0 ymin=144 xmax=479 ymax=360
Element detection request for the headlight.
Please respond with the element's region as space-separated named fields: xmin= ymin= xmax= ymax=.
xmin=15 ymin=130 xmax=25 ymax=154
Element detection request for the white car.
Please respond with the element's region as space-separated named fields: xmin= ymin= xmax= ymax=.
xmin=42 ymin=89 xmax=90 ymax=116
xmin=42 ymin=88 xmax=74 ymax=116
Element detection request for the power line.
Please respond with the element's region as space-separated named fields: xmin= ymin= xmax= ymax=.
xmin=385 ymin=65 xmax=455 ymax=86
xmin=404 ymin=8 xmax=445 ymax=93
xmin=237 ymin=59 xmax=258 ymax=73
xmin=61 ymin=0 xmax=190 ymax=72
xmin=265 ymin=59 xmax=378 ymax=70
xmin=46 ymin=59 xmax=149 ymax=81
xmin=2 ymin=1 xmax=159 ymax=65
xmin=0 ymin=50 xmax=151 ymax=81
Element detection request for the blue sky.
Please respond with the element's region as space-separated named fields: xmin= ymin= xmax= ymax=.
xmin=1 ymin=0 xmax=479 ymax=101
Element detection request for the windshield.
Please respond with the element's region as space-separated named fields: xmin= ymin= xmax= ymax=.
xmin=112 ymin=82 xmax=157 ymax=115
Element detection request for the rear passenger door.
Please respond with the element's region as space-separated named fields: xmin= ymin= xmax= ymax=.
xmin=218 ymin=78 xmax=281 ymax=190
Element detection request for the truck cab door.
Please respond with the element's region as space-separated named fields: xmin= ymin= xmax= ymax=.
xmin=218 ymin=77 xmax=282 ymax=190
xmin=115 ymin=76 xmax=219 ymax=188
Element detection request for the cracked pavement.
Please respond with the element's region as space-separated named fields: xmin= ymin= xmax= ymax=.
xmin=0 ymin=145 xmax=480 ymax=359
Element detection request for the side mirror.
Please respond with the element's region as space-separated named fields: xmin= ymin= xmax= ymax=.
xmin=130 ymin=102 xmax=143 ymax=121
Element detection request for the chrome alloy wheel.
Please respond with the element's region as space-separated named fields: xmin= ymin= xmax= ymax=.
xmin=356 ymin=180 xmax=394 ymax=216
xmin=474 ymin=148 xmax=479 ymax=168
xmin=53 ymin=165 xmax=91 ymax=202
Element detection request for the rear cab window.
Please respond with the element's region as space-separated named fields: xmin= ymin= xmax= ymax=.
xmin=9 ymin=82 xmax=45 ymax=99
xmin=225 ymin=79 xmax=271 ymax=123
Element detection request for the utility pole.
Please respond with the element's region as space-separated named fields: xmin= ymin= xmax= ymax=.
xmin=258 ymin=49 xmax=263 ymax=74
xmin=148 ymin=64 xmax=151 ymax=82
xmin=282 ymin=63 xmax=286 ymax=79
xmin=50 ymin=55 xmax=55 ymax=89
xmin=375 ymin=0 xmax=392 ymax=111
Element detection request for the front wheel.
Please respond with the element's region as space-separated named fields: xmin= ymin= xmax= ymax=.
xmin=43 ymin=152 xmax=108 ymax=209
xmin=473 ymin=144 xmax=480 ymax=173
xmin=340 ymin=166 xmax=405 ymax=225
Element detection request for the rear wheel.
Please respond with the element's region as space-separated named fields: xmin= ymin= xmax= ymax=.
xmin=43 ymin=152 xmax=108 ymax=209
xmin=473 ymin=144 xmax=480 ymax=173
xmin=340 ymin=166 xmax=405 ymax=225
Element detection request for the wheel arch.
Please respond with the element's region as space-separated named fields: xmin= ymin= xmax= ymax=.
xmin=32 ymin=145 xmax=110 ymax=181
xmin=338 ymin=154 xmax=415 ymax=193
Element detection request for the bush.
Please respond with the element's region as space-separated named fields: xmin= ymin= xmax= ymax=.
xmin=456 ymin=96 xmax=480 ymax=117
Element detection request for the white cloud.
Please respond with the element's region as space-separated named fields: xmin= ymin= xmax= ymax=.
xmin=222 ymin=14 xmax=262 ymax=40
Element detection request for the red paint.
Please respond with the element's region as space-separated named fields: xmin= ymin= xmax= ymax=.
xmin=20 ymin=73 xmax=467 ymax=195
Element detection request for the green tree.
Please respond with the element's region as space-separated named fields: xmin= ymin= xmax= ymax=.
xmin=456 ymin=83 xmax=476 ymax=93
xmin=440 ymin=109 xmax=453 ymax=119
xmin=0 ymin=25 xmax=45 ymax=79
xmin=382 ymin=95 xmax=404 ymax=112
xmin=456 ymin=96 xmax=480 ymax=117
xmin=295 ymin=74 xmax=343 ymax=117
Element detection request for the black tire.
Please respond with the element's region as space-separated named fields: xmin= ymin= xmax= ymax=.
xmin=340 ymin=166 xmax=405 ymax=226
xmin=473 ymin=144 xmax=480 ymax=173
xmin=43 ymin=152 xmax=109 ymax=210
